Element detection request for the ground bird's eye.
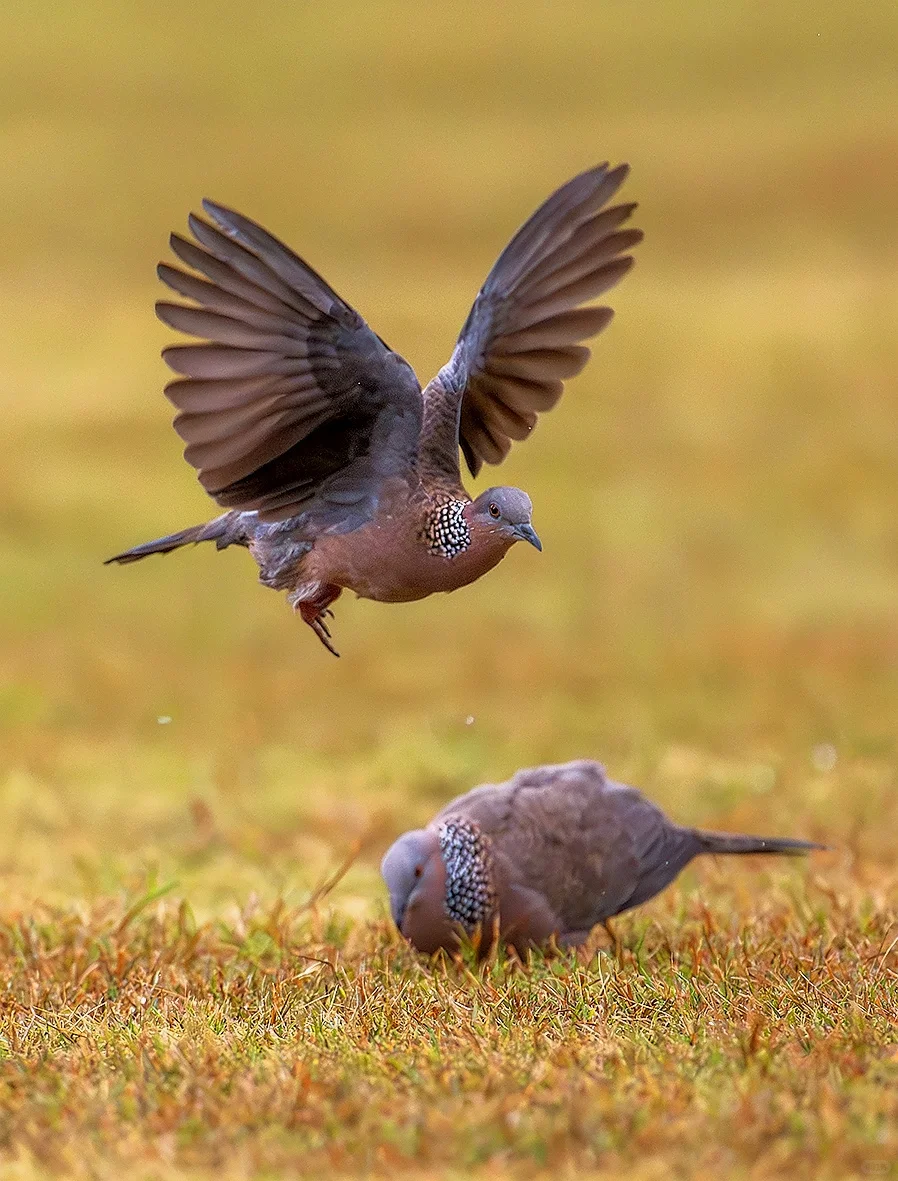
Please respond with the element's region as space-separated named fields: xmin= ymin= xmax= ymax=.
xmin=488 ymin=503 xmax=500 ymax=519
xmin=414 ymin=866 xmax=422 ymax=878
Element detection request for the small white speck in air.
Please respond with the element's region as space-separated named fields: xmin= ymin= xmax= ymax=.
xmin=465 ymin=715 xmax=475 ymax=726
xmin=811 ymin=743 xmax=837 ymax=773
xmin=157 ymin=716 xmax=172 ymax=725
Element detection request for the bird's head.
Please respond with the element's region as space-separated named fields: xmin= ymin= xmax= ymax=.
xmin=381 ymin=820 xmax=498 ymax=954
xmin=381 ymin=829 xmax=452 ymax=953
xmin=466 ymin=487 xmax=541 ymax=551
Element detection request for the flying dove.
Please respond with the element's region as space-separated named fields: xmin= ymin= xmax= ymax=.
xmin=381 ymin=760 xmax=823 ymax=955
xmin=106 ymin=164 xmax=641 ymax=654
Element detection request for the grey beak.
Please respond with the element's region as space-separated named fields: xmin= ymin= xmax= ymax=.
xmin=514 ymin=523 xmax=542 ymax=551
xmin=390 ymin=897 xmax=407 ymax=931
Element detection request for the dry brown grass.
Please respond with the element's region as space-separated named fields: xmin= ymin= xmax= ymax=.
xmin=1 ymin=878 xmax=895 ymax=1179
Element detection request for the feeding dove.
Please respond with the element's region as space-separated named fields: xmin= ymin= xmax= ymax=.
xmin=381 ymin=759 xmax=823 ymax=955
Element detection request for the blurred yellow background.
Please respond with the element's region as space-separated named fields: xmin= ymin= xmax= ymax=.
xmin=2 ymin=0 xmax=897 ymax=915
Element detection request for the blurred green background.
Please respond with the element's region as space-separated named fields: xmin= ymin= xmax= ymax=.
xmin=2 ymin=0 xmax=897 ymax=917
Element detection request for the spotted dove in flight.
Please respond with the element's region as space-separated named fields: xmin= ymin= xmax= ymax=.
xmin=381 ymin=760 xmax=823 ymax=955
xmin=106 ymin=164 xmax=642 ymax=654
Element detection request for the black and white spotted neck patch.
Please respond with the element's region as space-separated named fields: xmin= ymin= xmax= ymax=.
xmin=424 ymin=500 xmax=471 ymax=559
xmin=438 ymin=818 xmax=497 ymax=932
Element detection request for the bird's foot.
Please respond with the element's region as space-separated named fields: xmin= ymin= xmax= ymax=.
xmin=293 ymin=586 xmax=343 ymax=657
xmin=310 ymin=614 xmax=340 ymax=657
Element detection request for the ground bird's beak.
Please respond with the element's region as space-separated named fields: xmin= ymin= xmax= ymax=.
xmin=391 ymin=899 xmax=407 ymax=931
xmin=513 ymin=523 xmax=542 ymax=551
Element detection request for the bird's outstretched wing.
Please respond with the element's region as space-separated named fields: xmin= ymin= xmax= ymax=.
xmin=156 ymin=201 xmax=423 ymax=523
xmin=421 ymin=164 xmax=641 ymax=480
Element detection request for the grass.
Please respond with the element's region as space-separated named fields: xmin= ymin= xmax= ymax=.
xmin=1 ymin=895 xmax=896 ymax=1178
xmin=1 ymin=0 xmax=898 ymax=1175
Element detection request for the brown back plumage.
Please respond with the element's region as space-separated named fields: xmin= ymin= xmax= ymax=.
xmin=426 ymin=760 xmax=823 ymax=947
xmin=435 ymin=759 xmax=669 ymax=933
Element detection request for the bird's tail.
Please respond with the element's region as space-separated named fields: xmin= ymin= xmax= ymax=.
xmin=104 ymin=512 xmax=249 ymax=565
xmin=696 ymin=830 xmax=825 ymax=857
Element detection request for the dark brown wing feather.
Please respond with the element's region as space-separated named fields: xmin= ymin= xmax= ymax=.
xmin=420 ymin=164 xmax=641 ymax=478
xmin=156 ymin=200 xmax=422 ymax=522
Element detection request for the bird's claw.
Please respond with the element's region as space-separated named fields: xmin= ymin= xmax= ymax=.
xmin=294 ymin=586 xmax=342 ymax=656
xmin=311 ymin=614 xmax=340 ymax=657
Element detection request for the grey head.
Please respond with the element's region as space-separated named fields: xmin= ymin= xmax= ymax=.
xmin=381 ymin=819 xmax=498 ymax=953
xmin=380 ymin=828 xmax=438 ymax=931
xmin=467 ymin=486 xmax=542 ymax=551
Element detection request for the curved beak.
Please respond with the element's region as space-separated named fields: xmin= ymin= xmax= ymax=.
xmin=513 ymin=523 xmax=542 ymax=551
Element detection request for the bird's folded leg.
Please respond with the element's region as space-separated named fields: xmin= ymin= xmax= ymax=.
xmin=602 ymin=919 xmax=621 ymax=956
xmin=292 ymin=585 xmax=343 ymax=657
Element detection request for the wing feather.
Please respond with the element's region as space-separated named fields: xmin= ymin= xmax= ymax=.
xmin=153 ymin=201 xmax=422 ymax=521
xmin=421 ymin=163 xmax=641 ymax=477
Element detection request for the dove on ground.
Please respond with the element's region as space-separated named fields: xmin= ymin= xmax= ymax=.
xmin=381 ymin=759 xmax=824 ymax=955
xmin=106 ymin=164 xmax=641 ymax=654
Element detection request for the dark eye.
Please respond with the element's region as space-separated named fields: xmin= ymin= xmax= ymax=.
xmin=488 ymin=502 xmax=500 ymax=519
xmin=414 ymin=865 xmax=422 ymax=878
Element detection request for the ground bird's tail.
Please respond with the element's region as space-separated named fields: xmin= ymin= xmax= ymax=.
xmin=695 ymin=830 xmax=824 ymax=857
xmin=104 ymin=513 xmax=249 ymax=565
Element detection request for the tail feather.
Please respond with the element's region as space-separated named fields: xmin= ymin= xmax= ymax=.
xmin=105 ymin=513 xmax=248 ymax=565
xmin=696 ymin=830 xmax=826 ymax=857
